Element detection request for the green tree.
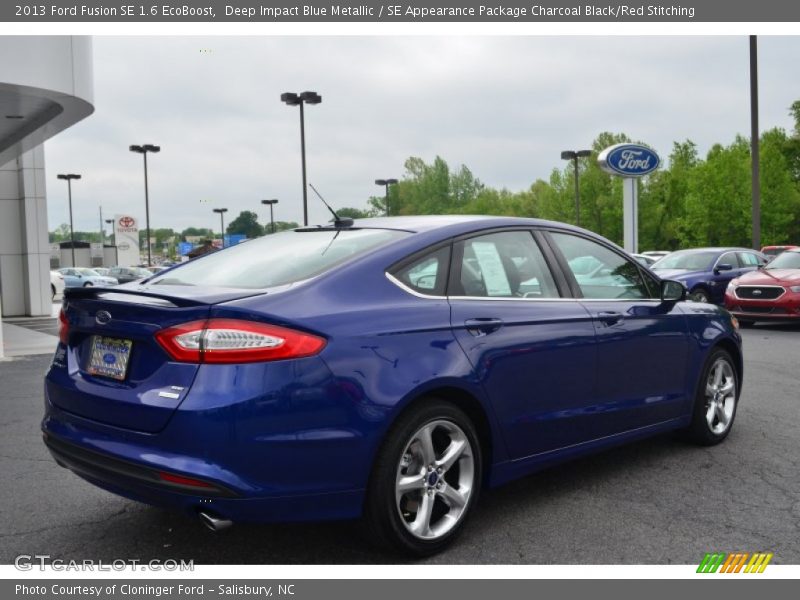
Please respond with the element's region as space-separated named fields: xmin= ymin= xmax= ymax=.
xmin=336 ymin=207 xmax=371 ymax=219
xmin=226 ymin=210 xmax=264 ymax=238
xmin=265 ymin=221 xmax=300 ymax=234
xmin=181 ymin=227 xmax=215 ymax=239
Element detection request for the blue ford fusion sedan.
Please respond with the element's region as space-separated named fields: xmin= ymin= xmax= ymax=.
xmin=43 ymin=216 xmax=742 ymax=555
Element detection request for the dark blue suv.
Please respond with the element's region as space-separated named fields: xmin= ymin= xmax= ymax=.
xmin=651 ymin=247 xmax=768 ymax=304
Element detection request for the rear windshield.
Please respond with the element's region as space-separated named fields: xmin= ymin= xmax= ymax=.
xmin=150 ymin=228 xmax=409 ymax=289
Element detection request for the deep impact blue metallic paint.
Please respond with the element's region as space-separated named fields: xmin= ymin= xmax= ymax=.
xmin=42 ymin=216 xmax=742 ymax=525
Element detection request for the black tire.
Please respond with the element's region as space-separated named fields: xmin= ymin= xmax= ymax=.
xmin=51 ymin=284 xmax=56 ymax=300
xmin=683 ymin=348 xmax=739 ymax=446
xmin=690 ymin=287 xmax=710 ymax=303
xmin=363 ymin=399 xmax=483 ymax=557
xmin=738 ymin=319 xmax=755 ymax=328
xmin=83 ymin=282 xmax=93 ymax=287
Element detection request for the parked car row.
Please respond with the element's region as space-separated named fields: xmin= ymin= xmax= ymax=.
xmin=52 ymin=266 xmax=155 ymax=295
xmin=637 ymin=245 xmax=800 ymax=324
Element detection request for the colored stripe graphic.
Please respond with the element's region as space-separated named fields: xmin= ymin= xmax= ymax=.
xmin=698 ymin=552 xmax=773 ymax=573
xmin=697 ymin=553 xmax=727 ymax=573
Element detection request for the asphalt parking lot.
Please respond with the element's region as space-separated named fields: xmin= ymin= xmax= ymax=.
xmin=1 ymin=323 xmax=798 ymax=565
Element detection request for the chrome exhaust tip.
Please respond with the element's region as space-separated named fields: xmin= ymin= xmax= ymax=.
xmin=198 ymin=510 xmax=233 ymax=532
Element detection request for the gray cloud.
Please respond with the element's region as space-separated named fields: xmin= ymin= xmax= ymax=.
xmin=44 ymin=36 xmax=800 ymax=234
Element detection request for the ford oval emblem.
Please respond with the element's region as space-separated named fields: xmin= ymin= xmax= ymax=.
xmin=95 ymin=310 xmax=112 ymax=325
xmin=598 ymin=143 xmax=660 ymax=177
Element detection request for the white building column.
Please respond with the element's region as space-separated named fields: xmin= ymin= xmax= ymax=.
xmin=0 ymin=145 xmax=51 ymax=317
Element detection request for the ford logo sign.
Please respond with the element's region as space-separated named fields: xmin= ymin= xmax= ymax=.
xmin=598 ymin=143 xmax=660 ymax=177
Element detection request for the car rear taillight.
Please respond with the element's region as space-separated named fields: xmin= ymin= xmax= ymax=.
xmin=154 ymin=319 xmax=326 ymax=364
xmin=58 ymin=308 xmax=69 ymax=344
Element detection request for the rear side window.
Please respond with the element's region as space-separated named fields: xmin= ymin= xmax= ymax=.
xmin=737 ymin=252 xmax=760 ymax=267
xmin=391 ymin=246 xmax=451 ymax=296
xmin=452 ymin=231 xmax=559 ymax=298
xmin=717 ymin=252 xmax=740 ymax=268
xmin=151 ymin=229 xmax=409 ymax=289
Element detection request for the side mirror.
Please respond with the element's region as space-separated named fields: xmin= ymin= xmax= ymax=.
xmin=661 ymin=279 xmax=686 ymax=303
xmin=714 ymin=263 xmax=733 ymax=274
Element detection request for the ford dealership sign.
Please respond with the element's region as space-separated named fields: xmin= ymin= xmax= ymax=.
xmin=598 ymin=143 xmax=660 ymax=177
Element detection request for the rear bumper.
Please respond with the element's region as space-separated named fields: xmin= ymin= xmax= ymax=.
xmin=42 ymin=427 xmax=365 ymax=523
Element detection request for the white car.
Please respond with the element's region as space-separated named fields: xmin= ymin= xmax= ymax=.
xmin=50 ymin=271 xmax=65 ymax=300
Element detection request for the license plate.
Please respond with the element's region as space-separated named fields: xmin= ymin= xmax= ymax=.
xmin=87 ymin=336 xmax=133 ymax=381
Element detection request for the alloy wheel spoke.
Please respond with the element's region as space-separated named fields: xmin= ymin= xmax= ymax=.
xmin=712 ymin=364 xmax=723 ymax=388
xmin=436 ymin=437 xmax=467 ymax=472
xmin=714 ymin=401 xmax=727 ymax=424
xmin=719 ymin=380 xmax=735 ymax=396
xmin=705 ymin=403 xmax=717 ymax=425
xmin=396 ymin=472 xmax=426 ymax=499
xmin=416 ymin=424 xmax=436 ymax=466
xmin=409 ymin=492 xmax=434 ymax=537
xmin=439 ymin=484 xmax=467 ymax=509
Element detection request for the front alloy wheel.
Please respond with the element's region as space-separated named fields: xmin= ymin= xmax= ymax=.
xmin=704 ymin=358 xmax=736 ymax=435
xmin=684 ymin=349 xmax=738 ymax=445
xmin=365 ymin=399 xmax=482 ymax=556
xmin=690 ymin=288 xmax=710 ymax=303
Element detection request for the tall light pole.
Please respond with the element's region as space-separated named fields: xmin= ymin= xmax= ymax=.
xmin=261 ymin=199 xmax=279 ymax=234
xmin=57 ymin=174 xmax=81 ymax=267
xmin=213 ymin=208 xmax=228 ymax=248
xmin=105 ymin=218 xmax=115 ymax=245
xmin=281 ymin=91 xmax=322 ymax=227
xmin=129 ymin=144 xmax=160 ymax=266
xmin=561 ymin=149 xmax=591 ymax=227
xmin=374 ymin=178 xmax=398 ymax=216
xmin=750 ymin=35 xmax=761 ymax=251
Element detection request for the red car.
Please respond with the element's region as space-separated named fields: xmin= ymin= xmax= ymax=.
xmin=761 ymin=244 xmax=800 ymax=259
xmin=725 ymin=248 xmax=800 ymax=323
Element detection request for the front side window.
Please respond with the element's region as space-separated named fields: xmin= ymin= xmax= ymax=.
xmin=717 ymin=252 xmax=740 ymax=269
xmin=549 ymin=232 xmax=655 ymax=299
xmin=452 ymin=231 xmax=559 ymax=298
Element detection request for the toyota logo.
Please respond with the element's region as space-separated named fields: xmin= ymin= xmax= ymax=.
xmin=95 ymin=310 xmax=112 ymax=325
xmin=119 ymin=216 xmax=135 ymax=228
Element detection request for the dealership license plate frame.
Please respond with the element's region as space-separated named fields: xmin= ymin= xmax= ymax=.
xmin=86 ymin=336 xmax=133 ymax=381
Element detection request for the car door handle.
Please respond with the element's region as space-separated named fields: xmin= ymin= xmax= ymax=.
xmin=597 ymin=311 xmax=624 ymax=326
xmin=464 ymin=318 xmax=504 ymax=337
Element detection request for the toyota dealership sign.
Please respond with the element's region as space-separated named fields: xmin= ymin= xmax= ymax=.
xmin=114 ymin=214 xmax=139 ymax=266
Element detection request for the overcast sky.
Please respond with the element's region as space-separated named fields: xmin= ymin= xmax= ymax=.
xmin=44 ymin=36 xmax=800 ymax=234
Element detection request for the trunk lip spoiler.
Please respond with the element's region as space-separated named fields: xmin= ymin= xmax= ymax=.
xmin=63 ymin=285 xmax=265 ymax=308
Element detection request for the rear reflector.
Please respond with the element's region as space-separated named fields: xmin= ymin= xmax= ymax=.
xmin=157 ymin=471 xmax=216 ymax=489
xmin=154 ymin=318 xmax=326 ymax=364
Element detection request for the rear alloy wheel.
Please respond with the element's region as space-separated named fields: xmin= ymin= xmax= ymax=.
xmin=690 ymin=288 xmax=710 ymax=303
xmin=684 ymin=349 xmax=738 ymax=445
xmin=365 ymin=400 xmax=481 ymax=556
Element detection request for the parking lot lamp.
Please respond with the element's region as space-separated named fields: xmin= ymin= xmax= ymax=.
xmin=213 ymin=208 xmax=228 ymax=247
xmin=57 ymin=174 xmax=81 ymax=266
xmin=129 ymin=144 xmax=160 ymax=266
xmin=374 ymin=178 xmax=398 ymax=216
xmin=261 ymin=199 xmax=279 ymax=234
xmin=560 ymin=149 xmax=591 ymax=227
xmin=281 ymin=91 xmax=322 ymax=227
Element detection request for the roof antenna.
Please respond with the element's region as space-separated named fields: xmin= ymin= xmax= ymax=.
xmin=309 ymin=184 xmax=354 ymax=228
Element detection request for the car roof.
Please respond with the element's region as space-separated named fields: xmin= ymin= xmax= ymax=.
xmin=311 ymin=215 xmax=584 ymax=235
xmin=668 ymin=247 xmax=754 ymax=254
